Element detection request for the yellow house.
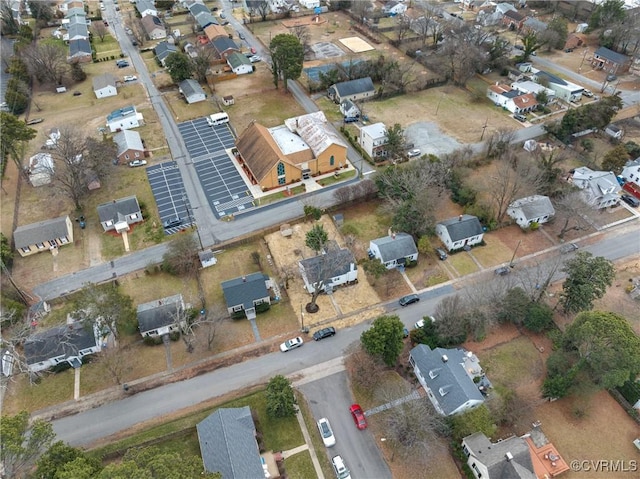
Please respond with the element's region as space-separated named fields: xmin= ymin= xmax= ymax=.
xmin=235 ymin=112 xmax=348 ymax=191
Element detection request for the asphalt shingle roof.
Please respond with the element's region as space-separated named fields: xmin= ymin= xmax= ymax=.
xmin=370 ymin=233 xmax=417 ymax=263
xmin=114 ymin=130 xmax=143 ymax=155
xmin=24 ymin=322 xmax=97 ymax=365
xmin=13 ymin=216 xmax=70 ymax=249
xmin=299 ymin=241 xmax=356 ymax=284
xmin=221 ymin=273 xmax=269 ymax=310
xmin=329 ymin=77 xmax=375 ymax=98
xmin=179 ymin=79 xmax=205 ymax=101
xmin=508 ymin=195 xmax=555 ymax=221
xmin=93 ymin=73 xmax=117 ymax=92
xmin=464 ymin=432 xmax=536 ymax=479
xmin=97 ymin=196 xmax=140 ymax=224
xmin=136 ymin=294 xmax=183 ymax=334
xmin=438 ymin=215 xmax=483 ymax=243
xmin=594 ymin=46 xmax=629 ymax=65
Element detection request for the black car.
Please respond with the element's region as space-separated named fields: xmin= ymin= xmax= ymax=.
xmin=312 ymin=327 xmax=336 ymax=341
xmin=238 ymin=32 xmax=246 ymax=40
xmin=163 ymin=217 xmax=183 ymax=229
xmin=621 ymin=194 xmax=640 ymax=207
xmin=399 ymin=294 xmax=420 ymax=307
xmin=435 ymin=248 xmax=447 ymax=260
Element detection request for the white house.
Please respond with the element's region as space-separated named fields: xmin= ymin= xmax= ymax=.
xmin=487 ymin=84 xmax=538 ymax=114
xmin=135 ymin=0 xmax=158 ymax=17
xmin=359 ymin=122 xmax=388 ymax=159
xmin=383 ymin=1 xmax=407 ymax=16
xmin=299 ymin=0 xmax=320 ymax=8
xmin=571 ymin=167 xmax=621 ymax=209
xmin=221 ymin=273 xmax=272 ymax=320
xmin=179 ymin=79 xmax=206 ymax=104
xmin=106 ymin=105 xmax=144 ymax=133
xmin=604 ymin=124 xmax=624 ymax=140
xmin=97 ymin=196 xmax=143 ymax=233
xmin=531 ymin=69 xmax=583 ymax=102
xmin=226 ymin=52 xmax=253 ymax=75
xmin=436 ymin=215 xmax=484 ymax=252
xmin=510 ymin=80 xmax=556 ymax=103
xmin=621 ymin=158 xmax=640 ymax=187
xmin=93 ymin=73 xmax=118 ymax=99
xmin=141 ymin=15 xmax=167 ymax=40
xmin=462 ymin=433 xmax=536 ymax=479
xmin=28 ymin=153 xmax=54 ymax=187
xmin=327 ymin=77 xmax=375 ymax=104
xmin=299 ymin=241 xmax=358 ymax=294
xmin=507 ymin=195 xmax=555 ymax=229
xmin=137 ymin=294 xmax=186 ymax=338
xmin=409 ymin=344 xmax=488 ymax=416
xmin=340 ymin=99 xmax=360 ymax=119
xmin=369 ymin=232 xmax=418 ymax=269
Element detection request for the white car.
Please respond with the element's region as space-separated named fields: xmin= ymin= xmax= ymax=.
xmin=414 ymin=315 xmax=436 ymax=330
xmin=331 ymin=455 xmax=351 ymax=479
xmin=279 ymin=336 xmax=303 ymax=352
xmin=128 ymin=159 xmax=147 ymax=167
xmin=249 ymin=55 xmax=262 ymax=63
xmin=407 ymin=148 xmax=421 ymax=158
xmin=123 ymin=75 xmax=137 ymax=82
xmin=317 ymin=418 xmax=336 ymax=447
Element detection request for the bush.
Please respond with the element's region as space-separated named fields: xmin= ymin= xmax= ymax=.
xmin=169 ymin=331 xmax=180 ymax=341
xmin=231 ymin=310 xmax=246 ymax=320
xmin=255 ymin=302 xmax=271 ymax=314
xmin=524 ymin=302 xmax=554 ymax=332
xmin=529 ymin=221 xmax=539 ymax=231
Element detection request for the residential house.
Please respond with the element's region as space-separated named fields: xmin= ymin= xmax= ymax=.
xmin=67 ymin=38 xmax=92 ymax=63
xmin=486 ymin=85 xmax=538 ymax=114
xmin=523 ymin=17 xmax=547 ymax=34
xmin=179 ymin=79 xmax=207 ymax=103
xmin=204 ymin=23 xmax=228 ymax=42
xmin=592 ymin=46 xmax=632 ymax=75
xmin=23 ymin=322 xmax=102 ymax=374
xmin=369 ymin=232 xmax=418 ymax=269
xmin=507 ymin=195 xmax=555 ymax=229
xmin=28 ymin=153 xmax=54 ymax=187
xmin=299 ymin=241 xmax=358 ymax=294
xmin=13 ymin=215 xmax=74 ymax=257
xmin=154 ymin=41 xmax=178 ymax=67
xmin=136 ymin=0 xmax=158 ymax=17
xmin=194 ymin=11 xmax=217 ymax=30
xmin=66 ymin=22 xmax=89 ymax=41
xmin=64 ymin=7 xmax=85 ymax=21
xmin=137 ymin=294 xmax=185 ymax=338
xmin=97 ymin=196 xmax=143 ymax=233
xmin=212 ymin=37 xmax=240 ymax=59
xmin=223 ymin=95 xmax=235 ymax=106
xmin=188 ymin=1 xmax=210 ymax=19
xmin=235 ymin=111 xmax=348 ymax=190
xmin=571 ymin=166 xmax=621 ymax=209
xmin=502 ymin=9 xmax=526 ymax=30
xmin=196 ymin=407 xmax=264 ymax=478
xmin=532 ymin=69 xmax=584 ymax=102
xmin=299 ymin=0 xmax=320 ymax=8
xmin=436 ymin=214 xmax=484 ymax=251
xmin=340 ymin=99 xmax=360 ymax=119
xmin=383 ymin=1 xmax=407 ymax=16
xmin=604 ymin=124 xmax=624 ymax=140
xmin=226 ymin=52 xmax=253 ymax=75
xmin=359 ymin=122 xmax=388 ymax=159
xmin=621 ymin=158 xmax=640 ymax=187
xmin=198 ymin=249 xmax=217 ymax=268
xmin=409 ymin=344 xmax=488 ymax=416
xmin=564 ymin=33 xmax=585 ymax=50
xmin=462 ymin=433 xmax=536 ymax=479
xmin=508 ymin=69 xmax=525 ymax=82
xmin=114 ymin=129 xmax=145 ymax=164
xmin=511 ymin=80 xmax=556 ymax=103
xmin=327 ymin=77 xmax=375 ymax=104
xmin=106 ymin=105 xmax=144 ymax=133
xmin=495 ymin=2 xmax=517 ymax=15
xmin=141 ymin=15 xmax=167 ymax=40
xmin=221 ymin=272 xmax=271 ymax=319
xmin=93 ymin=73 xmax=118 ymax=99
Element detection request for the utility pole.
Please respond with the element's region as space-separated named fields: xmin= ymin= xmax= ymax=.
xmin=480 ymin=117 xmax=488 ymax=141
xmin=182 ymin=195 xmax=204 ymax=250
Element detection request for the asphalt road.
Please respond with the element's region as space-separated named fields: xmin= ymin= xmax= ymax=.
xmin=299 ymin=372 xmax=392 ymax=479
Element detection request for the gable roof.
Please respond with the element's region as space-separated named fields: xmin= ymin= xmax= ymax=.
xmin=68 ymin=22 xmax=89 ymax=38
xmin=13 ymin=216 xmax=70 ymax=249
xmin=464 ymin=432 xmax=536 ymax=479
xmin=68 ymin=38 xmax=91 ymax=56
xmin=410 ymin=344 xmax=485 ymax=415
xmin=141 ymin=15 xmax=164 ymax=34
xmin=438 ymin=215 xmax=483 ymax=242
xmin=371 ymin=233 xmax=417 ymax=262
xmin=594 ymin=46 xmax=629 ymax=64
xmin=114 ymin=129 xmax=144 ymax=155
xmin=204 ymin=23 xmax=228 ymax=41
xmin=179 ymin=79 xmax=205 ymax=99
xmin=221 ymin=272 xmax=269 ymax=310
xmin=195 ymin=11 xmax=217 ymax=28
xmin=523 ymin=17 xmax=547 ymax=32
xmin=24 ymin=322 xmax=97 ymax=366
xmin=155 ymin=41 xmax=178 ymax=60
xmin=284 ymin=111 xmax=347 ymax=157
xmin=361 ymin=122 xmax=387 ymax=139
xmin=503 ymin=9 xmax=525 ymax=21
xmin=572 ymin=167 xmax=621 ymax=201
xmin=136 ymin=0 xmax=156 ymax=14
xmin=107 ymin=105 xmax=137 ymax=122
xmin=508 ymin=195 xmax=555 ymax=220
xmin=136 ymin=294 xmax=184 ymax=334
xmin=535 ymin=70 xmax=567 ymax=86
xmin=330 ymin=77 xmax=375 ymax=97
xmin=227 ymin=51 xmax=251 ymax=68
xmin=299 ymin=241 xmax=356 ymax=284
xmin=93 ymin=73 xmax=117 ymax=92
xmin=236 ymin=122 xmax=286 ymax=182
xmin=97 ymin=196 xmax=141 ymax=224
xmin=212 ymin=36 xmax=239 ymax=54
xmin=188 ymin=2 xmax=209 ymax=16
xmin=196 ymin=407 xmax=264 ymax=478
xmin=512 ymin=92 xmax=537 ymax=109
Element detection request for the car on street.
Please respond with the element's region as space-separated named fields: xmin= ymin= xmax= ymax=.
xmin=312 ymin=327 xmax=336 ymax=341
xmin=415 ymin=315 xmax=435 ymax=330
xmin=349 ymin=404 xmax=367 ymax=430
xmin=513 ymin=113 xmax=527 ymax=122
xmin=403 ymin=327 xmax=409 ymax=338
xmin=128 ymin=159 xmax=147 ymax=167
xmin=407 ymin=148 xmax=421 ymax=158
xmin=435 ymin=247 xmax=447 ymax=260
xmin=399 ymin=293 xmax=419 ymax=307
xmin=317 ymin=418 xmax=336 ymax=447
xmin=163 ymin=217 xmax=182 ymax=229
xmin=123 ymin=75 xmax=137 ymax=82
xmin=606 ymin=74 xmax=617 ymax=82
xmin=621 ymin=194 xmax=640 ymax=207
xmin=495 ymin=266 xmax=510 ymax=276
xmin=238 ymin=31 xmax=246 ymax=40
xmin=331 ymin=455 xmax=351 ymax=479
xmin=280 ymin=336 xmax=303 ymax=352
xmin=560 ymin=243 xmax=579 ymax=254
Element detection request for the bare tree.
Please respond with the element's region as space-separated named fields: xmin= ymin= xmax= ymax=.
xmin=253 ymin=0 xmax=270 ymax=21
xmin=197 ymin=303 xmax=227 ymax=351
xmin=99 ymin=344 xmax=133 ymax=385
xmin=344 ymin=344 xmax=386 ymax=390
xmin=396 ymin=15 xmax=413 ymax=43
xmin=291 ymin=25 xmax=312 ymax=57
xmin=190 ymin=44 xmax=216 ymax=83
xmin=126 ymin=11 xmax=145 ymax=46
xmin=433 ymin=295 xmax=469 ymax=342
xmin=553 ymin=190 xmax=593 ymax=239
xmin=410 ymin=8 xmax=441 ymax=47
xmin=21 ymin=43 xmax=70 ymax=85
xmin=350 ymin=0 xmax=372 ymax=24
xmin=0 ymin=0 xmax=20 ymax=35
xmin=514 ymin=258 xmax=562 ymax=302
xmin=92 ymin=20 xmax=108 ymax=42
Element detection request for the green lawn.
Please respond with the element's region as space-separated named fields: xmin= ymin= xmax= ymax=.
xmin=478 ymin=336 xmax=543 ymax=389
xmin=257 ymin=185 xmax=306 ymax=205
xmin=317 ymin=169 xmax=356 ymax=187
xmin=447 ymin=252 xmax=479 ymax=276
xmin=93 ymin=34 xmax=122 ymax=58
xmin=283 ymin=450 xmax=315 ymax=479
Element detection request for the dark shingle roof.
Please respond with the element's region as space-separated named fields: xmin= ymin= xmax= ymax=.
xmin=24 ymin=322 xmax=97 ymax=365
xmin=97 ymin=196 xmax=141 ymax=224
xmin=195 ymin=12 xmax=217 ymax=28
xmin=212 ymin=37 xmax=239 ymax=54
xmin=410 ymin=344 xmax=484 ymax=416
xmin=196 ymin=407 xmax=264 ymax=478
xmin=68 ymin=38 xmax=91 ymax=56
xmin=155 ymin=41 xmax=178 ymax=61
xmin=221 ymin=273 xmax=269 ymax=310
xmin=179 ymin=79 xmax=205 ymax=100
xmin=594 ymin=46 xmax=629 ymax=65
xmin=438 ymin=215 xmax=483 ymax=242
xmin=508 ymin=195 xmax=555 ymax=221
xmin=299 ymin=241 xmax=356 ymax=284
xmin=535 ymin=70 xmax=567 ymax=86
xmin=136 ymin=294 xmax=183 ymax=334
xmin=13 ymin=216 xmax=70 ymax=249
xmin=188 ymin=2 xmax=209 ymax=16
xmin=330 ymin=77 xmax=375 ymax=97
xmin=371 ymin=233 xmax=417 ymax=263
xmin=93 ymin=73 xmax=117 ymax=92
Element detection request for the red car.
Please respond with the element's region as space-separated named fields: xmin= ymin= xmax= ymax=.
xmin=349 ymin=404 xmax=367 ymax=430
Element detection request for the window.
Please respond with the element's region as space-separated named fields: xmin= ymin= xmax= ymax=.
xmin=36 ymin=243 xmax=45 ymax=249
xmin=105 ymin=220 xmax=113 ymax=227
xmin=330 ymin=155 xmax=335 ymax=166
xmin=232 ymin=305 xmax=244 ymax=312
xmin=124 ymin=154 xmax=130 ymax=160
xmin=472 ymin=463 xmax=482 ymax=478
xmin=277 ymin=162 xmax=286 ymax=185
xmin=130 ymin=213 xmax=139 ymax=220
xmin=462 ymin=444 xmax=470 ymax=457
xmin=21 ymin=246 xmax=31 ymax=253
xmin=134 ymin=152 xmax=140 ymax=158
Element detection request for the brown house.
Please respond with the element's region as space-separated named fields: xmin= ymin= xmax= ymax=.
xmin=235 ymin=112 xmax=348 ymax=190
xmin=204 ymin=24 xmax=228 ymax=42
xmin=114 ymin=130 xmax=145 ymax=164
xmin=502 ymin=10 xmax=526 ymax=30
xmin=592 ymin=46 xmax=632 ymax=75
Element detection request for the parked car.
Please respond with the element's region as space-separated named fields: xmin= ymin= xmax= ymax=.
xmin=435 ymin=247 xmax=447 ymax=260
xmin=220 ymin=12 xmax=226 ymax=18
xmin=73 ymin=91 xmax=81 ymax=96
xmin=621 ymin=194 xmax=640 ymax=207
xmin=331 ymin=455 xmax=351 ymax=479
xmin=163 ymin=217 xmax=182 ymax=229
xmin=349 ymin=404 xmax=367 ymax=430
xmin=279 ymin=336 xmax=303 ymax=352
xmin=399 ymin=293 xmax=420 ymax=307
xmin=312 ymin=327 xmax=336 ymax=341
xmin=317 ymin=418 xmax=336 ymax=447
xmin=495 ymin=266 xmax=510 ymax=276
xmin=116 ymin=60 xmax=129 ymax=68
xmin=606 ymin=74 xmax=617 ymax=82
xmin=221 ymin=20 xmax=230 ymax=25
xmin=407 ymin=148 xmax=421 ymax=158
xmin=513 ymin=113 xmax=527 ymax=122
xmin=583 ymin=89 xmax=594 ymax=97
xmin=128 ymin=159 xmax=147 ymax=167
xmin=415 ymin=315 xmax=436 ymax=330
xmin=564 ymin=48 xmax=574 ymax=53
xmin=26 ymin=118 xmax=44 ymax=125
xmin=238 ymin=31 xmax=246 ymax=40
xmin=123 ymin=75 xmax=137 ymax=82
xmin=560 ymin=243 xmax=579 ymax=254
xmin=248 ymin=55 xmax=262 ymax=63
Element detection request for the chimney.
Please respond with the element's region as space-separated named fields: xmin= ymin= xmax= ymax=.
xmin=458 ymin=215 xmax=463 ymax=222
xmin=506 ymin=452 xmax=514 ymax=461
xmin=442 ymin=354 xmax=448 ymax=363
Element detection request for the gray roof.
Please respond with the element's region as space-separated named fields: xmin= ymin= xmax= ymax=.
xmin=141 ymin=14 xmax=164 ymax=34
xmin=68 ymin=22 xmax=88 ymax=38
xmin=221 ymin=273 xmax=269 ymax=310
xmin=213 ymin=37 xmax=239 ymax=54
xmin=523 ymin=17 xmax=547 ymax=32
xmin=65 ymin=7 xmax=85 ymax=18
xmin=410 ymin=344 xmax=485 ymax=416
xmin=24 ymin=322 xmax=97 ymax=365
xmin=93 ymin=73 xmax=117 ymax=92
xmin=188 ymin=2 xmax=209 ymax=16
xmin=196 ymin=407 xmax=264 ymax=478
xmin=114 ymin=129 xmax=144 ymax=155
xmin=136 ymin=0 xmax=156 ymax=14
xmin=535 ymin=70 xmax=567 ymax=86
xmin=299 ymin=241 xmax=356 ymax=284
xmin=155 ymin=41 xmax=178 ymax=61
xmin=195 ymin=12 xmax=217 ymax=28
xmin=68 ymin=38 xmax=91 ymax=56
xmin=371 ymin=233 xmax=417 ymax=262
xmin=13 ymin=216 xmax=70 ymax=249
xmin=508 ymin=195 xmax=555 ymax=221
xmin=463 ymin=432 xmax=536 ymax=479
xmin=594 ymin=46 xmax=629 ymax=65
xmin=329 ymin=77 xmax=375 ymax=97
xmin=179 ymin=79 xmax=206 ymax=101
xmin=227 ymin=52 xmax=250 ymax=68
xmin=438 ymin=215 xmax=483 ymax=242
xmin=97 ymin=196 xmax=141 ymax=224
xmin=136 ymin=294 xmax=183 ymax=334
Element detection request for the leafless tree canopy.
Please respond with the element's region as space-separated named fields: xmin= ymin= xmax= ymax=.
xmin=553 ymin=190 xmax=592 ymax=239
xmin=92 ymin=21 xmax=108 ymax=42
xmin=21 ymin=43 xmax=70 ymax=85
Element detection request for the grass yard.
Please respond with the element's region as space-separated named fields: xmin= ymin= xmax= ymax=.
xmin=296 ymin=391 xmax=336 ymax=479
xmin=471 ymin=233 xmax=514 ymax=269
xmin=404 ymin=259 xmax=450 ymax=290
xmin=165 ymin=89 xmax=216 ymax=122
xmin=478 ymin=336 xmax=544 ymax=390
xmin=257 ymin=185 xmax=306 ymax=205
xmin=93 ymin=34 xmax=123 ymax=59
xmin=283 ymin=450 xmax=315 ymax=479
xmin=316 ymin=169 xmax=356 ymax=187
xmin=338 ymin=200 xmax=390 ymax=250
xmin=447 ymin=251 xmax=479 ymax=277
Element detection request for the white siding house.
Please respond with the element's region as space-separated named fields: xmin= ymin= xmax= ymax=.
xmin=93 ymin=73 xmax=118 ymax=99
xmin=106 ymin=106 xmax=144 ymax=133
xmin=507 ymin=195 xmax=555 ymax=229
xmin=299 ymin=241 xmax=358 ymax=294
xmin=571 ymin=167 xmax=621 ymax=209
xmin=621 ymin=158 xmax=640 ymax=187
xmin=436 ymin=215 xmax=484 ymax=252
xmin=369 ymin=232 xmax=418 ymax=269
xmin=359 ymin=122 xmax=388 ymax=159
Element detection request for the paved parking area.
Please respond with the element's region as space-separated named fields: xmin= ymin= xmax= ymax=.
xmin=146 ymin=161 xmax=193 ymax=235
xmin=178 ymin=117 xmax=255 ymax=218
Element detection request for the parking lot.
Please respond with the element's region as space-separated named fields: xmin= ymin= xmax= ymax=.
xmin=146 ymin=161 xmax=194 ymax=234
xmin=177 ymin=118 xmax=256 ymax=218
